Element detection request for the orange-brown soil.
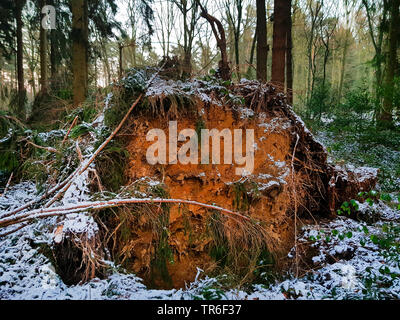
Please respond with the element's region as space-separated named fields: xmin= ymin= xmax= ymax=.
xmin=52 ymin=80 xmax=378 ymax=289
xmin=121 ymin=101 xmax=311 ymax=288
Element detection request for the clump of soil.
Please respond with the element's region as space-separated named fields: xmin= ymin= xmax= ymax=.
xmin=52 ymin=75 xmax=378 ymax=289
xmin=95 ymin=77 xmax=361 ymax=289
xmin=121 ymin=101 xmax=295 ymax=288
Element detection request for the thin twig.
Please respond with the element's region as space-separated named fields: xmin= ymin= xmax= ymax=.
xmin=1 ymin=172 xmax=13 ymax=197
xmin=27 ymin=141 xmax=60 ymax=154
xmin=0 ymin=223 xmax=28 ymax=238
xmin=75 ymin=140 xmax=83 ymax=163
xmin=62 ymin=115 xmax=79 ymax=145
xmin=291 ymin=133 xmax=300 ymax=278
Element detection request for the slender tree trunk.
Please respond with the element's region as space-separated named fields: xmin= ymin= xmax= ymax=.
xmin=285 ymin=0 xmax=293 ymax=103
xmin=119 ymin=44 xmax=123 ymax=79
xmin=183 ymin=50 xmax=192 ymax=77
xmin=50 ymin=30 xmax=57 ymax=79
xmin=49 ymin=0 xmax=57 ymax=81
xmin=15 ymin=0 xmax=26 ymax=119
xmin=379 ymin=0 xmax=400 ymax=128
xmin=322 ymin=44 xmax=329 ymax=88
xmin=256 ymin=0 xmax=268 ymax=82
xmin=337 ymin=32 xmax=349 ymax=106
xmin=39 ymin=0 xmax=48 ymax=94
xmin=234 ymin=1 xmax=243 ymax=80
xmin=234 ymin=31 xmax=240 ymax=80
xmin=271 ymin=0 xmax=287 ymax=87
xmin=30 ymin=68 xmax=36 ymax=97
xmin=71 ymin=0 xmax=88 ymax=106
xmin=337 ymin=2 xmax=351 ymax=106
xmin=181 ymin=6 xmax=192 ymax=78
xmin=197 ymin=2 xmax=231 ymax=81
xmin=247 ymin=31 xmax=257 ymax=78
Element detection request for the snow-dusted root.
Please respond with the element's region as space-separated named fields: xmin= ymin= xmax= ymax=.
xmin=52 ymin=217 xmax=106 ymax=285
xmin=327 ymin=165 xmax=379 ymax=213
xmin=49 ymin=159 xmax=107 ymax=285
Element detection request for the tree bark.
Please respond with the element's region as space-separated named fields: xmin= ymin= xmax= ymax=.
xmin=71 ymin=0 xmax=88 ymax=106
xmin=337 ymin=31 xmax=350 ymax=106
xmin=256 ymin=0 xmax=268 ymax=82
xmin=15 ymin=0 xmax=26 ymax=119
xmin=49 ymin=0 xmax=58 ymax=80
xmin=379 ymin=0 xmax=400 ymax=128
xmin=285 ymin=0 xmax=293 ymax=103
xmin=39 ymin=0 xmax=48 ymax=94
xmin=197 ymin=1 xmax=231 ymax=81
xmin=271 ymin=0 xmax=287 ymax=87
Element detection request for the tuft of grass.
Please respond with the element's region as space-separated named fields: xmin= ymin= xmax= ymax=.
xmin=206 ymin=211 xmax=276 ymax=289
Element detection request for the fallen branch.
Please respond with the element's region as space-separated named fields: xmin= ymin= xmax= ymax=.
xmin=62 ymin=115 xmax=79 ymax=145
xmin=79 ymin=94 xmax=143 ymax=175
xmin=0 ymin=223 xmax=29 ymax=238
xmin=75 ymin=140 xmax=83 ymax=163
xmin=0 ymin=166 xmax=82 ymax=219
xmin=27 ymin=141 xmax=60 ymax=154
xmin=1 ymin=172 xmax=13 ymax=197
xmin=0 ymin=197 xmax=250 ymax=236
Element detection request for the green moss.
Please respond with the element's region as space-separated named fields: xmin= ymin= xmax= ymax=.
xmin=233 ymin=182 xmax=250 ymax=212
xmin=232 ymin=181 xmax=261 ymax=212
xmin=18 ymin=160 xmax=48 ymax=193
xmin=96 ymin=142 xmax=129 ymax=192
xmin=181 ymin=207 xmax=194 ymax=246
xmin=65 ymin=105 xmax=97 ymax=124
xmin=207 ymin=212 xmax=229 ymax=267
xmin=148 ymin=184 xmax=174 ymax=287
xmin=0 ymin=113 xmax=23 ymax=174
xmin=69 ymin=123 xmax=95 ymax=139
xmin=195 ymin=117 xmax=206 ymax=145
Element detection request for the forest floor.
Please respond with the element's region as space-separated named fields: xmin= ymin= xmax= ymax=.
xmin=1 ymin=124 xmax=399 ymax=300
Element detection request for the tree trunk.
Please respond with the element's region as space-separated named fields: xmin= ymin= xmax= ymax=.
xmin=119 ymin=44 xmax=123 ymax=79
xmin=50 ymin=30 xmax=57 ymax=79
xmin=39 ymin=0 xmax=48 ymax=95
xmin=271 ymin=0 xmax=287 ymax=87
xmin=197 ymin=2 xmax=231 ymax=81
xmin=15 ymin=0 xmax=26 ymax=119
xmin=379 ymin=0 xmax=400 ymax=128
xmin=183 ymin=50 xmax=192 ymax=77
xmin=247 ymin=30 xmax=257 ymax=78
xmin=256 ymin=0 xmax=268 ymax=82
xmin=285 ymin=0 xmax=293 ymax=103
xmin=71 ymin=0 xmax=88 ymax=106
xmin=337 ymin=32 xmax=349 ymax=106
xmin=234 ymin=1 xmax=243 ymax=80
xmin=49 ymin=0 xmax=58 ymax=81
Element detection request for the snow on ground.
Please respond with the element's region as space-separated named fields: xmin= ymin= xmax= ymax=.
xmin=1 ymin=181 xmax=399 ymax=300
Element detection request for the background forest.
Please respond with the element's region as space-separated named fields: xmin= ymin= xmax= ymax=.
xmin=1 ymin=0 xmax=399 ymax=191
xmin=1 ymin=0 xmax=400 ymax=300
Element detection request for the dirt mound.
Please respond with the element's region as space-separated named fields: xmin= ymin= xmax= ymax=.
xmin=91 ymin=78 xmax=371 ymax=289
xmin=48 ymin=77 xmax=378 ymax=289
